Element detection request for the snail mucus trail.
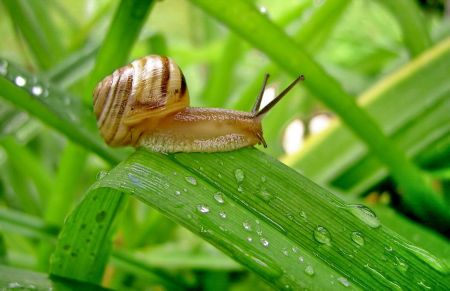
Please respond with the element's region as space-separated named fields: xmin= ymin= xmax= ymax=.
xmin=93 ymin=55 xmax=304 ymax=153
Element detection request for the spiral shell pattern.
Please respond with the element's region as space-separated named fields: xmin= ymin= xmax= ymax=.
xmin=93 ymin=55 xmax=189 ymax=146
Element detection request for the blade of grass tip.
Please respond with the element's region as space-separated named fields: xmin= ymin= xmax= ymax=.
xmin=51 ymin=148 xmax=450 ymax=289
xmin=189 ymin=0 xmax=450 ymax=225
xmin=83 ymin=0 xmax=156 ymax=104
xmin=2 ymin=0 xmax=62 ymax=69
xmin=0 ymin=136 xmax=53 ymax=202
xmin=376 ymin=0 xmax=431 ymax=57
xmin=0 ymin=59 xmax=123 ymax=164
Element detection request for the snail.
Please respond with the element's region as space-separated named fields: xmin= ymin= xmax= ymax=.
xmin=93 ymin=55 xmax=303 ymax=152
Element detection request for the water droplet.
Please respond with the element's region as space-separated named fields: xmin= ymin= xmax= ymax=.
xmin=196 ymin=204 xmax=210 ymax=214
xmin=347 ymin=204 xmax=380 ymax=228
xmin=337 ymin=277 xmax=351 ymax=287
xmin=128 ymin=173 xmax=141 ymax=186
xmin=395 ymin=256 xmax=409 ymax=273
xmin=351 ymin=231 xmax=365 ymax=246
xmin=175 ymin=190 xmax=181 ymax=196
xmin=260 ymin=238 xmax=270 ymax=247
xmin=258 ymin=190 xmax=273 ymax=201
xmin=213 ymin=192 xmax=225 ymax=204
xmin=300 ymin=211 xmax=308 ymax=220
xmin=15 ymin=76 xmax=26 ymax=87
xmin=282 ymin=248 xmax=289 ymax=256
xmin=234 ymin=169 xmax=245 ymax=183
xmin=304 ymin=265 xmax=315 ymax=276
xmin=96 ymin=170 xmax=108 ymax=180
xmin=298 ymin=256 xmax=304 ymax=263
xmin=173 ymin=171 xmax=178 ymax=176
xmin=96 ymin=211 xmax=106 ymax=223
xmin=314 ymin=226 xmax=331 ymax=245
xmin=292 ymin=247 xmax=299 ymax=253
xmin=185 ymin=176 xmax=197 ymax=185
xmin=417 ymin=280 xmax=431 ymax=289
xmin=183 ymin=188 xmax=188 ymax=192
xmin=31 ymin=85 xmax=43 ymax=96
xmin=261 ymin=176 xmax=267 ymax=183
xmin=243 ymin=221 xmax=252 ymax=232
xmin=365 ymin=264 xmax=402 ymax=290
xmin=398 ymin=241 xmax=449 ymax=274
xmin=0 ymin=60 xmax=8 ymax=75
xmin=247 ymin=237 xmax=253 ymax=243
xmin=219 ymin=211 xmax=227 ymax=219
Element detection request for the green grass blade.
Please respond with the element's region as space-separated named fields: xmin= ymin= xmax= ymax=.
xmin=50 ymin=148 xmax=450 ymax=289
xmin=0 ymin=136 xmax=53 ymax=201
xmin=377 ymin=0 xmax=431 ymax=57
xmin=284 ymin=37 xmax=450 ymax=198
xmin=0 ymin=59 xmax=123 ymax=164
xmin=83 ymin=0 xmax=156 ymax=103
xmin=189 ymin=0 xmax=450 ymax=225
xmin=1 ymin=0 xmax=63 ymax=69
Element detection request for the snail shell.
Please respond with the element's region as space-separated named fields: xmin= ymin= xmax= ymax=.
xmin=93 ymin=55 xmax=188 ymax=146
xmin=93 ymin=55 xmax=303 ymax=152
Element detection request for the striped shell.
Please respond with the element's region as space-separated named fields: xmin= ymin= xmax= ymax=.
xmin=93 ymin=55 xmax=189 ymax=146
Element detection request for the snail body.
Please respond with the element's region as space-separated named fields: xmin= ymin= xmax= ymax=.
xmin=93 ymin=55 xmax=303 ymax=153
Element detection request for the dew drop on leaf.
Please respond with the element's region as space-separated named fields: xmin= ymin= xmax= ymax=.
xmin=234 ymin=168 xmax=245 ymax=183
xmin=128 ymin=173 xmax=141 ymax=186
xmin=184 ymin=176 xmax=197 ymax=185
xmin=258 ymin=190 xmax=273 ymax=202
xmin=31 ymin=85 xmax=43 ymax=96
xmin=347 ymin=204 xmax=380 ymax=228
xmin=337 ymin=277 xmax=351 ymax=287
xmin=351 ymin=231 xmax=365 ymax=246
xmin=96 ymin=170 xmax=108 ymax=180
xmin=314 ymin=226 xmax=331 ymax=245
xmin=196 ymin=204 xmax=210 ymax=214
xmin=304 ymin=265 xmax=315 ymax=276
xmin=14 ymin=76 xmax=26 ymax=87
xmin=247 ymin=237 xmax=253 ymax=243
xmin=96 ymin=211 xmax=106 ymax=223
xmin=260 ymin=237 xmax=270 ymax=247
xmin=243 ymin=221 xmax=252 ymax=232
xmin=213 ymin=192 xmax=225 ymax=204
xmin=0 ymin=60 xmax=8 ymax=75
xmin=175 ymin=190 xmax=181 ymax=196
xmin=219 ymin=211 xmax=227 ymax=219
xmin=395 ymin=256 xmax=409 ymax=273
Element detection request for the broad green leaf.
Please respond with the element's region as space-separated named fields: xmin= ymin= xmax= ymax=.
xmin=50 ymin=148 xmax=450 ymax=289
